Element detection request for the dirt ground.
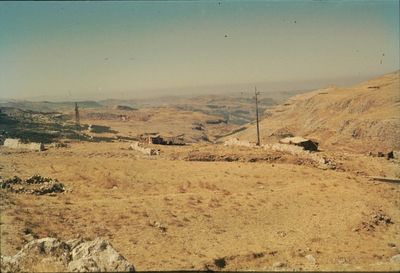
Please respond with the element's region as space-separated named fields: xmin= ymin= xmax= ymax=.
xmin=1 ymin=141 xmax=399 ymax=271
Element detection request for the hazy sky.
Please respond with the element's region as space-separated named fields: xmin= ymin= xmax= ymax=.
xmin=0 ymin=0 xmax=399 ymax=100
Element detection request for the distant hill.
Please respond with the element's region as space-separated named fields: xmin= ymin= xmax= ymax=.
xmin=231 ymin=71 xmax=400 ymax=153
xmin=0 ymin=100 xmax=102 ymax=112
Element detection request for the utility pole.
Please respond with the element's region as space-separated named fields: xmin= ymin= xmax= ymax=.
xmin=255 ymin=86 xmax=261 ymax=146
xmin=75 ymin=102 xmax=80 ymax=126
xmin=75 ymin=102 xmax=80 ymax=141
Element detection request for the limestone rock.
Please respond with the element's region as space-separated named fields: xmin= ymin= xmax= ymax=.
xmin=305 ymin=254 xmax=316 ymax=264
xmin=390 ymin=254 xmax=400 ymax=263
xmin=3 ymin=138 xmax=44 ymax=151
xmin=67 ymin=238 xmax=134 ymax=272
xmin=0 ymin=237 xmax=135 ymax=273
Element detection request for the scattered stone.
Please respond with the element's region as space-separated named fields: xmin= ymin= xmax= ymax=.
xmin=270 ymin=127 xmax=294 ymax=138
xmin=186 ymin=152 xmax=238 ymax=162
xmin=252 ymin=252 xmax=265 ymax=259
xmin=129 ymin=141 xmax=160 ymax=156
xmin=353 ymin=210 xmax=393 ymax=232
xmin=224 ymin=138 xmax=254 ymax=148
xmin=0 ymin=237 xmax=135 ymax=272
xmin=390 ymin=254 xmax=400 ymax=263
xmin=52 ymin=142 xmax=69 ymax=148
xmin=369 ymin=151 xmax=396 ymax=159
xmin=0 ymin=175 xmax=65 ymax=195
xmin=272 ymin=261 xmax=287 ymax=268
xmin=277 ymin=231 xmax=287 ymax=237
xmin=148 ymin=220 xmax=167 ymax=233
xmin=371 ymin=211 xmax=394 ymax=225
xmin=305 ymin=254 xmax=316 ymax=264
xmin=26 ymin=174 xmax=53 ymax=184
xmin=388 ymin=242 xmax=396 ymax=248
xmin=295 ymin=248 xmax=307 ymax=257
xmin=23 ymin=233 xmax=35 ymax=242
xmin=204 ymin=257 xmax=227 ymax=271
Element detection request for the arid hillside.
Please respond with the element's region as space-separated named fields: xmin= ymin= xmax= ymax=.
xmin=78 ymin=106 xmax=237 ymax=143
xmin=233 ymin=71 xmax=400 ymax=153
xmin=1 ymin=72 xmax=399 ymax=272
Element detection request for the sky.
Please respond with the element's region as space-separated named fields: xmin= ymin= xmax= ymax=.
xmin=0 ymin=0 xmax=399 ymax=101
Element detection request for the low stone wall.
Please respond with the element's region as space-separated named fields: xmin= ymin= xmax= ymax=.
xmin=3 ymin=138 xmax=44 ymax=152
xmin=263 ymin=143 xmax=335 ymax=169
xmin=224 ymin=138 xmax=254 ymax=148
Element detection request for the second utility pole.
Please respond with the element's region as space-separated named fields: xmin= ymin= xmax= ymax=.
xmin=255 ymin=86 xmax=260 ymax=146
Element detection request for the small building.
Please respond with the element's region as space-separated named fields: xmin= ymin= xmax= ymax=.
xmin=279 ymin=136 xmax=318 ymax=151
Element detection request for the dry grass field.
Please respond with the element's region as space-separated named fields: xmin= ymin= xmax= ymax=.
xmin=1 ymin=141 xmax=399 ymax=271
xmin=1 ymin=1 xmax=399 ymax=271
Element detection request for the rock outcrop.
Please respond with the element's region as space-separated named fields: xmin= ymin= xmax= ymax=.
xmin=3 ymin=138 xmax=44 ymax=151
xmin=0 ymin=237 xmax=135 ymax=272
xmin=129 ymin=141 xmax=160 ymax=156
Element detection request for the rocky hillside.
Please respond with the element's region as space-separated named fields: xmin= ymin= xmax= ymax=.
xmin=232 ymin=71 xmax=400 ymax=153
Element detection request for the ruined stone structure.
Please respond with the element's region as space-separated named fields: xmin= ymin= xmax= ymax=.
xmin=279 ymin=136 xmax=319 ymax=151
xmin=139 ymin=134 xmax=185 ymax=145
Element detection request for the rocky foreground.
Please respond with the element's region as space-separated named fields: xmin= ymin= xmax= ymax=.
xmin=1 ymin=237 xmax=135 ymax=272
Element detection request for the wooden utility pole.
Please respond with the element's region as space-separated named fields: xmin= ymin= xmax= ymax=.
xmin=75 ymin=102 xmax=80 ymax=141
xmin=255 ymin=86 xmax=261 ymax=146
xmin=75 ymin=102 xmax=80 ymax=127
